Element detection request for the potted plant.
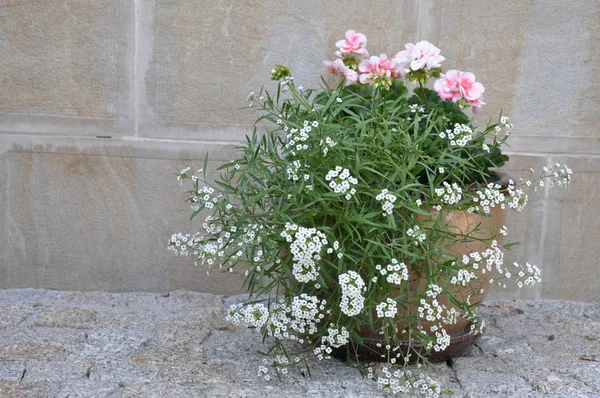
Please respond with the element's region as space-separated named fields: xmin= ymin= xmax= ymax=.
xmin=169 ymin=30 xmax=572 ymax=396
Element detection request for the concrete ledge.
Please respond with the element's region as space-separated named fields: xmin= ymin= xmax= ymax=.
xmin=0 ymin=289 xmax=598 ymax=397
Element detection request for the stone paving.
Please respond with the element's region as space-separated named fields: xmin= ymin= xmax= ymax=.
xmin=0 ymin=289 xmax=599 ymax=398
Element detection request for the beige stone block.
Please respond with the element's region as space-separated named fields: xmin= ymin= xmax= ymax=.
xmin=438 ymin=0 xmax=529 ymax=122
xmin=139 ymin=0 xmax=425 ymax=139
xmin=0 ymin=0 xmax=134 ymax=135
xmin=437 ymin=0 xmax=600 ymax=154
xmin=511 ymin=0 xmax=600 ymax=140
xmin=0 ymin=153 xmax=7 ymax=289
xmin=489 ymin=153 xmax=599 ymax=301
xmin=549 ymin=155 xmax=600 ymax=301
xmin=2 ymin=134 xmax=244 ymax=294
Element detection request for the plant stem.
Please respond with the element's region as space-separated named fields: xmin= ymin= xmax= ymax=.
xmin=419 ymin=82 xmax=429 ymax=105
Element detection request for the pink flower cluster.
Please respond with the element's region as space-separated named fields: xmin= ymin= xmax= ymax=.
xmin=357 ymin=54 xmax=401 ymax=85
xmin=323 ymin=59 xmax=358 ymax=83
xmin=324 ymin=29 xmax=404 ymax=86
xmin=335 ymin=29 xmax=368 ymax=55
xmin=323 ymin=29 xmax=486 ymax=112
xmin=433 ymin=70 xmax=486 ymax=113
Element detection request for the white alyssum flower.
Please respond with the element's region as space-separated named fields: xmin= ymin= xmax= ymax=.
xmin=325 ymin=166 xmax=358 ymax=200
xmin=227 ymin=294 xmax=326 ymax=342
xmin=375 ymin=188 xmax=397 ymax=216
xmin=319 ymin=136 xmax=338 ymax=156
xmin=438 ymin=123 xmax=473 ymax=147
xmin=280 ymin=223 xmax=328 ymax=283
xmin=512 ymin=261 xmax=542 ymax=287
xmin=339 ymin=270 xmax=365 ymax=316
xmin=286 ymin=159 xmax=302 ymax=181
xmin=450 ymin=268 xmax=477 ymax=286
xmin=290 ymin=294 xmax=327 ymax=334
xmin=322 ymin=325 xmax=350 ymax=348
xmin=374 ymin=366 xmax=441 ymax=397
xmin=471 ymin=182 xmax=506 ymax=214
xmin=426 ymin=325 xmax=451 ymax=352
xmin=434 ymin=181 xmax=462 ymax=205
xmin=376 ymin=298 xmax=398 ymax=318
xmin=467 ymin=239 xmax=505 ymax=275
xmin=378 ymin=258 xmax=409 ymax=285
xmin=283 ymin=120 xmax=318 ymax=156
xmin=409 ymin=103 xmax=425 ymax=113
xmin=406 ymin=225 xmax=426 ymax=245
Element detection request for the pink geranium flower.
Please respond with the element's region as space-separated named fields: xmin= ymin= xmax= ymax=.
xmin=394 ymin=40 xmax=445 ymax=72
xmin=335 ymin=29 xmax=368 ymax=55
xmin=458 ymin=72 xmax=485 ymax=113
xmin=323 ymin=59 xmax=358 ymax=84
xmin=457 ymin=72 xmax=485 ymax=101
xmin=358 ymin=54 xmax=399 ymax=85
xmin=433 ymin=69 xmax=462 ymax=102
xmin=434 ymin=70 xmax=486 ymax=113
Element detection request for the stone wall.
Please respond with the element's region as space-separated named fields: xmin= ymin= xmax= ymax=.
xmin=1 ymin=0 xmax=598 ymax=300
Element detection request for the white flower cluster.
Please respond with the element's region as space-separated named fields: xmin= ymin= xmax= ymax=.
xmin=339 ymin=271 xmax=366 ymax=316
xmin=511 ymin=261 xmax=542 ymax=288
xmin=417 ymin=297 xmax=444 ymax=323
xmin=279 ymin=75 xmax=294 ymax=91
xmin=434 ymin=181 xmax=462 ymax=205
xmin=450 ymin=268 xmax=477 ymax=286
xmin=532 ymin=163 xmax=574 ymax=188
xmin=170 ymin=219 xmax=267 ymax=269
xmin=417 ymin=285 xmax=444 ymax=323
xmin=441 ymin=307 xmax=459 ymax=325
xmin=323 ymin=325 xmax=350 ymax=348
xmin=373 ymin=367 xmax=441 ymax=397
xmin=227 ymin=294 xmax=325 ymax=341
xmin=325 ymin=166 xmax=358 ymax=200
xmin=494 ymin=116 xmax=513 ymax=135
xmin=280 ymin=223 xmax=328 ymax=283
xmin=375 ymin=188 xmax=397 ymax=216
xmin=168 ymin=232 xmax=203 ymax=258
xmin=505 ymin=182 xmax=528 ymax=212
xmin=313 ymin=324 xmax=352 ymax=360
xmin=376 ymin=259 xmax=409 ymax=285
xmin=406 ymin=225 xmax=426 ymax=245
xmin=470 ymin=183 xmax=506 ymax=214
xmin=439 ymin=123 xmax=473 ymax=147
xmin=376 ymin=298 xmax=398 ymax=318
xmin=319 ymin=136 xmax=337 ymax=156
xmin=226 ymin=302 xmax=269 ymax=329
xmin=290 ymin=294 xmax=327 ymax=334
xmin=169 ymin=229 xmax=222 ymax=268
xmin=313 ymin=345 xmax=332 ymax=360
xmin=176 ymin=166 xmax=191 ymax=185
xmin=425 ymin=325 xmax=451 ymax=352
xmin=552 ymin=163 xmax=573 ymax=186
xmin=466 ymin=239 xmax=505 ymax=275
xmin=409 ymin=104 xmax=425 ymax=113
xmin=284 ymin=120 xmax=319 ymax=156
xmin=271 ymin=355 xmax=293 ymax=376
xmin=193 ymin=185 xmax=219 ymax=210
xmin=286 ymin=159 xmax=311 ymax=182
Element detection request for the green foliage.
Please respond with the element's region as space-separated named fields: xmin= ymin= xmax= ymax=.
xmin=170 ymin=70 xmax=552 ymax=383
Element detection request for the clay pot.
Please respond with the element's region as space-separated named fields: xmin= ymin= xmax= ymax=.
xmin=414 ymin=205 xmax=503 ymax=335
xmin=344 ymin=204 xmax=503 ymax=362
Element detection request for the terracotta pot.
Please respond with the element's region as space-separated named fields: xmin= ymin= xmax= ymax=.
xmin=348 ymin=204 xmax=503 ymax=362
xmin=415 ymin=205 xmax=503 ymax=335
